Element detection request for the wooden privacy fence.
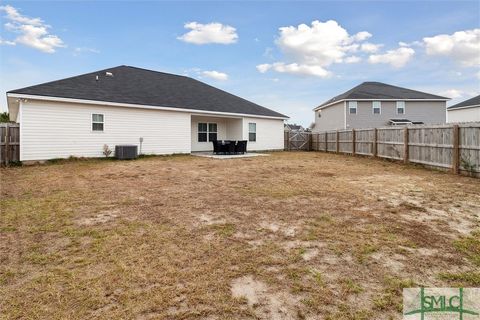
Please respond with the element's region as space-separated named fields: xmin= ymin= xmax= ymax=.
xmin=0 ymin=123 xmax=20 ymax=165
xmin=288 ymin=123 xmax=480 ymax=176
xmin=284 ymin=131 xmax=311 ymax=151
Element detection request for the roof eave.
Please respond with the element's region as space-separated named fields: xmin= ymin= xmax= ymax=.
xmin=6 ymin=93 xmax=289 ymax=120
xmin=313 ymin=98 xmax=450 ymax=111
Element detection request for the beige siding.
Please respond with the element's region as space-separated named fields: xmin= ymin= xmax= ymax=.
xmin=20 ymin=100 xmax=191 ymax=161
xmin=346 ymin=101 xmax=446 ymax=129
xmin=448 ymin=107 xmax=480 ymax=123
xmin=313 ymin=101 xmax=345 ymax=132
xmin=242 ymin=117 xmax=284 ymax=151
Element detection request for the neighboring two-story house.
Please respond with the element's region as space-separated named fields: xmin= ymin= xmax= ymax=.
xmin=284 ymin=123 xmax=305 ymax=132
xmin=313 ymin=82 xmax=449 ymax=131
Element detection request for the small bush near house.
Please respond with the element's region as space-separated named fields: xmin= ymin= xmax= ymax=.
xmin=102 ymin=144 xmax=112 ymax=157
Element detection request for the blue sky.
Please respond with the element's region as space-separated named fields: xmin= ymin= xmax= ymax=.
xmin=1 ymin=1 xmax=479 ymax=126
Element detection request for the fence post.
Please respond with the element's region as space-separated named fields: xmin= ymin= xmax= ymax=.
xmin=373 ymin=128 xmax=377 ymax=157
xmin=336 ymin=130 xmax=339 ymax=153
xmin=325 ymin=132 xmax=328 ymax=152
xmin=403 ymin=127 xmax=409 ymax=164
xmin=452 ymin=124 xmax=460 ymax=174
xmin=308 ymin=133 xmax=312 ymax=151
xmin=352 ymin=129 xmax=356 ymax=156
xmin=317 ymin=133 xmax=319 ymax=151
xmin=4 ymin=124 xmax=9 ymax=166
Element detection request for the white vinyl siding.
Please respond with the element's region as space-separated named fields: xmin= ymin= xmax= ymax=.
xmin=242 ymin=117 xmax=283 ymax=151
xmin=348 ymin=101 xmax=357 ymax=114
xmin=372 ymin=101 xmax=381 ymax=114
xmin=447 ymin=106 xmax=480 ymax=123
xmin=20 ymin=100 xmax=191 ymax=161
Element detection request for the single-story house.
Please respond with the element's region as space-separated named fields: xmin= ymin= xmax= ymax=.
xmin=6 ymin=65 xmax=288 ymax=161
xmin=312 ymin=82 xmax=449 ymax=131
xmin=284 ymin=123 xmax=305 ymax=132
xmin=447 ymin=95 xmax=480 ymax=123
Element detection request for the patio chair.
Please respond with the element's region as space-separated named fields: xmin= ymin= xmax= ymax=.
xmin=218 ymin=141 xmax=228 ymax=154
xmin=212 ymin=140 xmax=220 ymax=154
xmin=225 ymin=141 xmax=236 ymax=155
xmin=235 ymin=140 xmax=247 ymax=154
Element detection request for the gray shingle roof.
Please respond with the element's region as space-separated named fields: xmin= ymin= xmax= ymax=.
xmin=317 ymin=82 xmax=449 ymax=109
xmin=8 ymin=65 xmax=288 ymax=118
xmin=448 ymin=95 xmax=480 ymax=110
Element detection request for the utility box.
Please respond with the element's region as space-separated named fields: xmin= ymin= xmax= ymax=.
xmin=115 ymin=145 xmax=138 ymax=160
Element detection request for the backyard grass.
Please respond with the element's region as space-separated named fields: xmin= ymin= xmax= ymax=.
xmin=1 ymin=152 xmax=479 ymax=319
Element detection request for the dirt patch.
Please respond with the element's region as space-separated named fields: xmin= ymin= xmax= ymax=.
xmin=76 ymin=211 xmax=118 ymax=226
xmin=231 ymin=275 xmax=299 ymax=320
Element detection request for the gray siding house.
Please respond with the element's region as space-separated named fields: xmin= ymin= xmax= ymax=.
xmin=313 ymin=82 xmax=449 ymax=131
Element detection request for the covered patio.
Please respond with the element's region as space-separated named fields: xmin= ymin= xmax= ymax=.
xmin=191 ymin=115 xmax=246 ymax=153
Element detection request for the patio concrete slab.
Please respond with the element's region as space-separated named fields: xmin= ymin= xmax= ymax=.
xmin=191 ymin=152 xmax=270 ymax=159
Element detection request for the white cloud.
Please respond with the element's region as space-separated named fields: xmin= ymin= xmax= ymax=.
xmin=439 ymin=89 xmax=464 ymax=99
xmin=344 ymin=56 xmax=361 ymax=63
xmin=352 ymin=31 xmax=372 ymax=42
xmin=0 ymin=5 xmax=65 ymax=53
xmin=73 ymin=47 xmax=100 ymax=56
xmin=256 ymin=63 xmax=272 ymax=73
xmin=201 ymin=70 xmax=228 ymax=81
xmin=438 ymin=89 xmax=477 ymax=99
xmin=423 ymin=29 xmax=480 ymax=66
xmin=256 ymin=20 xmax=379 ymax=77
xmin=360 ymin=42 xmax=382 ymax=53
xmin=177 ymin=22 xmax=238 ymax=45
xmin=256 ymin=62 xmax=330 ymax=77
xmin=0 ymin=37 xmax=15 ymax=46
xmin=368 ymin=47 xmax=415 ymax=68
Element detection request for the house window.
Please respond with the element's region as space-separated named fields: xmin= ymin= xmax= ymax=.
xmin=208 ymin=123 xmax=217 ymax=141
xmin=318 ymin=111 xmax=321 ymax=118
xmin=348 ymin=101 xmax=357 ymax=114
xmin=92 ymin=114 xmax=104 ymax=131
xmin=372 ymin=101 xmax=381 ymax=114
xmin=198 ymin=122 xmax=217 ymax=142
xmin=249 ymin=123 xmax=256 ymax=142
xmin=396 ymin=101 xmax=405 ymax=115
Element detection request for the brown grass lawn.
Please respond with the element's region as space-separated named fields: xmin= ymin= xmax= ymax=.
xmin=1 ymin=152 xmax=479 ymax=320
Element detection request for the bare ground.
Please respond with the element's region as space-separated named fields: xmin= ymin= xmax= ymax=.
xmin=1 ymin=152 xmax=479 ymax=319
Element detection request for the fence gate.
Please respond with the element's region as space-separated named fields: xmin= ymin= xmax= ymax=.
xmin=284 ymin=131 xmax=311 ymax=150
xmin=0 ymin=123 xmax=20 ymax=166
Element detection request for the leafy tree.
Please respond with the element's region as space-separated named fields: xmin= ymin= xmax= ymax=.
xmin=0 ymin=112 xmax=10 ymax=123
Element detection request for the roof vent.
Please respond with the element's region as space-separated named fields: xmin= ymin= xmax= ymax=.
xmin=105 ymin=72 xmax=113 ymax=77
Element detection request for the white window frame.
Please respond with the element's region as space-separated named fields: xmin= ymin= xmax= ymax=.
xmin=396 ymin=101 xmax=406 ymax=115
xmin=197 ymin=122 xmax=217 ymax=142
xmin=91 ymin=113 xmax=104 ymax=132
xmin=248 ymin=122 xmax=256 ymax=142
xmin=372 ymin=101 xmax=381 ymax=115
xmin=348 ymin=101 xmax=357 ymax=115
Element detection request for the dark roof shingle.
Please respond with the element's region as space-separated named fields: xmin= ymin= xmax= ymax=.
xmin=448 ymin=95 xmax=480 ymax=110
xmin=317 ymin=82 xmax=449 ymax=109
xmin=8 ymin=65 xmax=288 ymax=118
